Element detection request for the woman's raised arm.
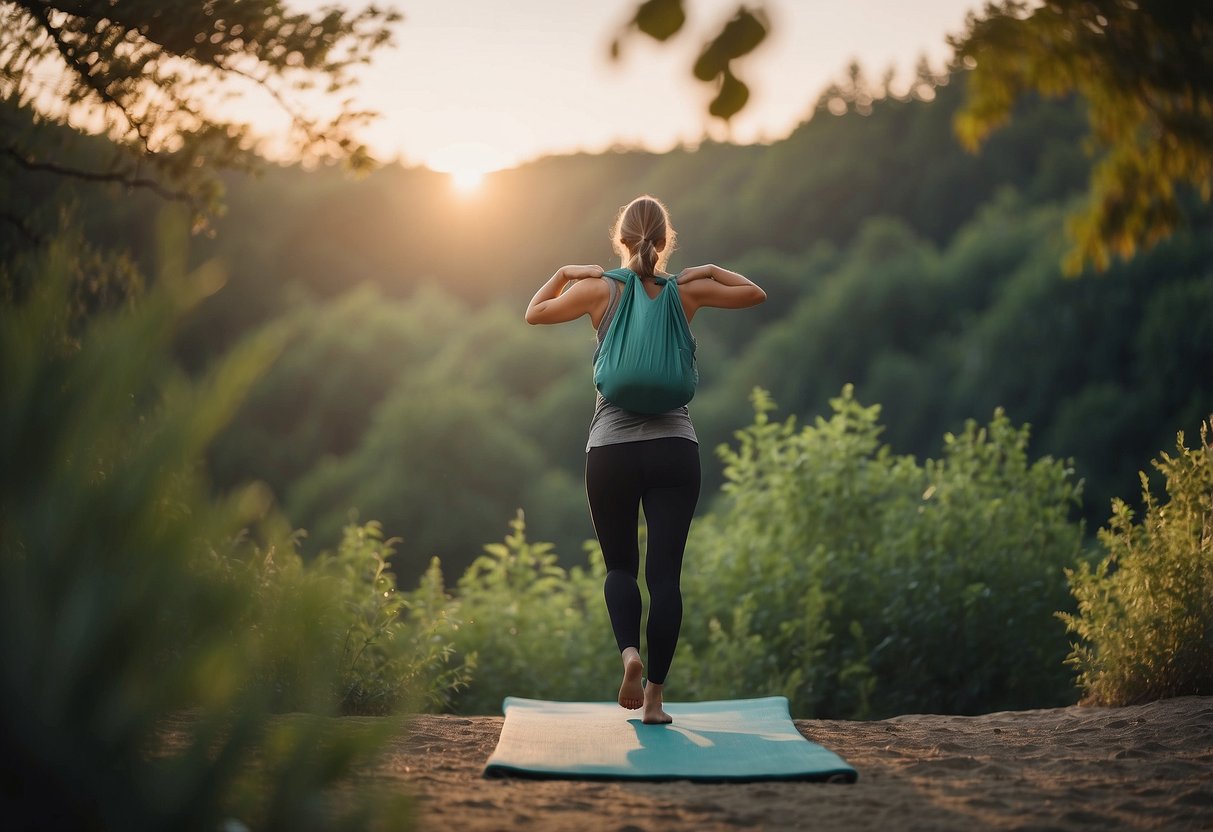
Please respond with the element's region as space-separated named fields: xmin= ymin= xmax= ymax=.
xmin=676 ymin=264 xmax=766 ymax=319
xmin=525 ymin=265 xmax=607 ymax=325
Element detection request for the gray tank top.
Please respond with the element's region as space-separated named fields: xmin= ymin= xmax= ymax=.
xmin=586 ymin=274 xmax=698 ymax=452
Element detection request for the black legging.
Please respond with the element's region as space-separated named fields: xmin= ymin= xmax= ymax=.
xmin=585 ymin=437 xmax=701 ymax=685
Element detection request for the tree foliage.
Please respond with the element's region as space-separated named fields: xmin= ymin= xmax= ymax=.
xmin=949 ymin=0 xmax=1213 ymax=272
xmin=0 ymin=0 xmax=399 ymax=238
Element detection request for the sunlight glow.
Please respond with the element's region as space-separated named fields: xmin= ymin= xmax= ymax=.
xmin=450 ymin=168 xmax=486 ymax=193
xmin=425 ymin=141 xmax=509 ymax=195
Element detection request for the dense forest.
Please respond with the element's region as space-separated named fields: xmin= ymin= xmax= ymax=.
xmin=5 ymin=73 xmax=1210 ymax=584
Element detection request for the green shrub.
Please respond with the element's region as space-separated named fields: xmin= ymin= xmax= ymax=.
xmin=1059 ymin=419 xmax=1213 ymax=705
xmin=682 ymin=386 xmax=1085 ymax=718
xmin=434 ymin=512 xmax=618 ymax=715
xmin=315 ymin=522 xmax=472 ymax=715
xmin=0 ymin=235 xmax=411 ymax=830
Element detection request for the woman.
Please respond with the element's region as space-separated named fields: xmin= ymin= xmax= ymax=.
xmin=525 ymin=195 xmax=765 ymax=724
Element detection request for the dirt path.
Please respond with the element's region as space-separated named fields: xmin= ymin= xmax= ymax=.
xmin=381 ymin=696 xmax=1213 ymax=831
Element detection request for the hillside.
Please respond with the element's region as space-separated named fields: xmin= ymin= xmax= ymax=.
xmin=3 ymin=76 xmax=1209 ymax=580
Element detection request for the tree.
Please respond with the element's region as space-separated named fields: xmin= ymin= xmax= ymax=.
xmin=0 ymin=0 xmax=400 ymax=241
xmin=623 ymin=0 xmax=1211 ymax=273
xmin=948 ymin=0 xmax=1212 ymax=273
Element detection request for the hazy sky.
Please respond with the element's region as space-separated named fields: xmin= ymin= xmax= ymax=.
xmin=286 ymin=1 xmax=980 ymax=175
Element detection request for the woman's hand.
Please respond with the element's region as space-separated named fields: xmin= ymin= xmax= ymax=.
xmin=676 ymin=265 xmax=715 ymax=285
xmin=560 ymin=264 xmax=605 ymax=284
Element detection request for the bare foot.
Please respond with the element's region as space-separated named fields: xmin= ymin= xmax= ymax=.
xmin=642 ymin=681 xmax=672 ymax=724
xmin=618 ymin=649 xmax=644 ymax=710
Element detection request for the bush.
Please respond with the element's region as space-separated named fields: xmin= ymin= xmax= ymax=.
xmin=0 ymin=235 xmax=412 ymax=830
xmin=435 ymin=512 xmax=618 ymax=715
xmin=316 ymin=522 xmax=472 ymax=715
xmin=1059 ymin=419 xmax=1213 ymax=705
xmin=682 ymin=386 xmax=1086 ymax=718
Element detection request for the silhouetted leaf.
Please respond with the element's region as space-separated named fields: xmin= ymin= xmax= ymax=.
xmin=634 ymin=0 xmax=686 ymax=42
xmin=716 ymin=7 xmax=767 ymax=60
xmin=709 ymin=68 xmax=749 ymax=120
xmin=693 ymin=44 xmax=727 ymax=82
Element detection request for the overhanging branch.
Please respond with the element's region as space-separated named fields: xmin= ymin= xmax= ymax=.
xmin=20 ymin=0 xmax=154 ymax=154
xmin=2 ymin=145 xmax=198 ymax=209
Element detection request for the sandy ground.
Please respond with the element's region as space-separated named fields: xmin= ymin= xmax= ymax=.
xmin=385 ymin=696 xmax=1213 ymax=831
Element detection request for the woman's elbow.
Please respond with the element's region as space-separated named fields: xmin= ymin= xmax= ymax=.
xmin=526 ymin=301 xmax=558 ymax=324
xmin=748 ymin=285 xmax=767 ymax=306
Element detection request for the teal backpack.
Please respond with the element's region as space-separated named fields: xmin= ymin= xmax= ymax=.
xmin=593 ymin=267 xmax=698 ymax=414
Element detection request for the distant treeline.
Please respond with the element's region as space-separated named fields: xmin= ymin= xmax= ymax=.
xmin=4 ymin=76 xmax=1210 ymax=583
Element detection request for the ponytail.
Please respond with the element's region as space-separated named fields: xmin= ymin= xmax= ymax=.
xmin=612 ymin=195 xmax=676 ymax=279
xmin=631 ymin=237 xmax=659 ymax=278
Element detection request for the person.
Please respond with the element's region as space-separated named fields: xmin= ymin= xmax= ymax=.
xmin=525 ymin=195 xmax=765 ymax=724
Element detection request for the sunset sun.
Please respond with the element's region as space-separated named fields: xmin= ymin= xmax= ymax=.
xmin=425 ymin=141 xmax=508 ymax=194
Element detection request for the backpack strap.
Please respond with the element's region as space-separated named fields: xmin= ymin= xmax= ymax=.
xmin=594 ymin=274 xmax=622 ymax=362
xmin=598 ymin=270 xmax=631 ymax=337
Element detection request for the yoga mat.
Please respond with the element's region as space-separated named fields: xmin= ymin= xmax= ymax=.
xmin=483 ymin=695 xmax=858 ymax=782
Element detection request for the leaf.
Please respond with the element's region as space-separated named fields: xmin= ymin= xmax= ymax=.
xmin=693 ymin=43 xmax=727 ymax=82
xmin=709 ymin=68 xmax=749 ymax=121
xmin=694 ymin=8 xmax=767 ymax=85
xmin=716 ymin=8 xmax=767 ymax=60
xmin=634 ymin=0 xmax=686 ymax=42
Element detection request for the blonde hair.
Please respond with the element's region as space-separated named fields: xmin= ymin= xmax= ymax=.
xmin=612 ymin=195 xmax=676 ymax=278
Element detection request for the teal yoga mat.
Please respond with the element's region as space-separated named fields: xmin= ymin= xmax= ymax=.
xmin=483 ymin=695 xmax=857 ymax=782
